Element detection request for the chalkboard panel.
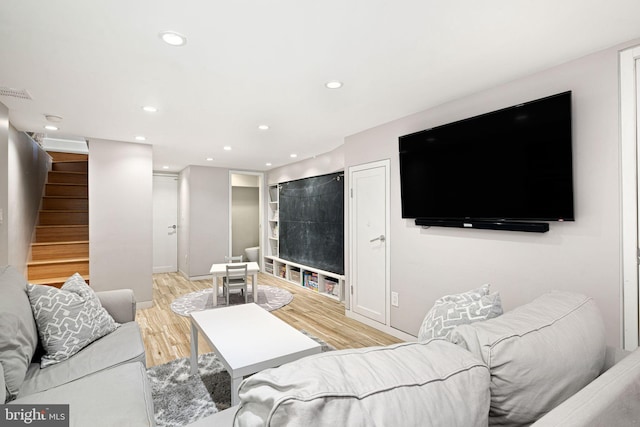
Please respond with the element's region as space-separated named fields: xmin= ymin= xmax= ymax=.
xmin=279 ymin=172 xmax=344 ymax=275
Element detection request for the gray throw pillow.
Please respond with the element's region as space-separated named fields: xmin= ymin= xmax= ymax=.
xmin=27 ymin=273 xmax=119 ymax=368
xmin=418 ymin=284 xmax=503 ymax=341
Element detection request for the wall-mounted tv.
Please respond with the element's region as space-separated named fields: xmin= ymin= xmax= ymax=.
xmin=398 ymin=91 xmax=574 ymax=228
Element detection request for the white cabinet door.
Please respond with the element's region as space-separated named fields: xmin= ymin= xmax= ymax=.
xmin=349 ymin=160 xmax=390 ymax=324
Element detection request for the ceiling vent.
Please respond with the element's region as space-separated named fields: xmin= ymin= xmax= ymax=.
xmin=0 ymin=87 xmax=32 ymax=100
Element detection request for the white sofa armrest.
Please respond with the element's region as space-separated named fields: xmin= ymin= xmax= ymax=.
xmin=602 ymin=345 xmax=631 ymax=371
xmin=532 ymin=346 xmax=640 ymax=426
xmin=96 ymin=289 xmax=136 ymax=323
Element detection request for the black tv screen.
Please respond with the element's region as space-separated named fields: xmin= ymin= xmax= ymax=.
xmin=399 ymin=91 xmax=574 ymax=222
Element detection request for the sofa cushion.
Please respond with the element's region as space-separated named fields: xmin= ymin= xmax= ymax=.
xmin=27 ymin=274 xmax=119 ymax=368
xmin=19 ymin=321 xmax=146 ymax=397
xmin=0 ymin=265 xmax=39 ymax=401
xmin=418 ymin=284 xmax=503 ymax=341
xmin=235 ymin=340 xmax=490 ymax=427
xmin=13 ymin=362 xmax=155 ymax=427
xmin=450 ymin=291 xmax=606 ymax=426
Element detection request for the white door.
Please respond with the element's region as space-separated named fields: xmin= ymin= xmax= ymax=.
xmin=350 ymin=160 xmax=390 ymax=324
xmin=620 ymin=46 xmax=640 ymax=350
xmin=153 ymin=174 xmax=178 ymax=273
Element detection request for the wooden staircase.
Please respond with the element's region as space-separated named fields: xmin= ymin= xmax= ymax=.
xmin=28 ymin=152 xmax=89 ymax=287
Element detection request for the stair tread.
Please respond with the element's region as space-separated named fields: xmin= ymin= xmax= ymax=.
xmin=49 ymin=171 xmax=88 ymax=174
xmin=28 ymin=257 xmax=89 ymax=266
xmin=46 ymin=183 xmax=87 ymax=187
xmin=30 ymin=276 xmax=90 ymax=285
xmin=32 ymin=240 xmax=89 ymax=247
xmin=40 ymin=210 xmax=88 ymax=213
xmin=36 ymin=225 xmax=88 ymax=228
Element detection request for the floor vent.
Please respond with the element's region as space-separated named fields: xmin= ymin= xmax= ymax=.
xmin=0 ymin=87 xmax=32 ymax=100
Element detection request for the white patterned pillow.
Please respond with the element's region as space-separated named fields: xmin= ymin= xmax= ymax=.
xmin=27 ymin=273 xmax=119 ymax=368
xmin=418 ymin=284 xmax=503 ymax=342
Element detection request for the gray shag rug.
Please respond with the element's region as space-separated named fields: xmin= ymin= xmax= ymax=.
xmin=148 ymin=332 xmax=335 ymax=427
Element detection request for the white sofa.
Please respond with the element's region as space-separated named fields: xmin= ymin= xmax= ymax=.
xmin=191 ymin=291 xmax=639 ymax=426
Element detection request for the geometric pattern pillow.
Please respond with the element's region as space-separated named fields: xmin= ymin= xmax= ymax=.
xmin=26 ymin=273 xmax=119 ymax=368
xmin=418 ymin=284 xmax=503 ymax=342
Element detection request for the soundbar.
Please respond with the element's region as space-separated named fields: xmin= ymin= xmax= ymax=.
xmin=414 ymin=218 xmax=550 ymax=233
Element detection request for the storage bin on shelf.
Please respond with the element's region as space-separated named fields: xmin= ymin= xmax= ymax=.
xmin=290 ymin=267 xmax=301 ymax=283
xmin=323 ymin=276 xmax=340 ymax=298
xmin=263 ymin=256 xmax=344 ymax=302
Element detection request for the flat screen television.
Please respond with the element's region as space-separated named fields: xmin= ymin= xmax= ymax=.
xmin=399 ymin=91 xmax=574 ymax=224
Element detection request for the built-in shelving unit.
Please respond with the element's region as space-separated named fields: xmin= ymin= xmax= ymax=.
xmin=267 ymin=184 xmax=279 ymax=258
xmin=263 ymin=256 xmax=344 ymax=302
xmin=264 ymin=180 xmax=344 ymax=302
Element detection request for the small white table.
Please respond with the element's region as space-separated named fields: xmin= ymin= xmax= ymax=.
xmin=209 ymin=261 xmax=260 ymax=307
xmin=189 ymin=303 xmax=322 ymax=406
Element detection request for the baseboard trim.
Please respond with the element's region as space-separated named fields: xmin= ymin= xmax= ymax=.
xmin=345 ymin=310 xmax=417 ymax=342
xmin=136 ymin=300 xmax=153 ymax=310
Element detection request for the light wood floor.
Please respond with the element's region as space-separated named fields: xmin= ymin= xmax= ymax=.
xmin=137 ymin=272 xmax=403 ymax=367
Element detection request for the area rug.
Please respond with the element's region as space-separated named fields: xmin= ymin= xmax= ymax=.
xmin=170 ymin=285 xmax=293 ymax=316
xmin=148 ymin=332 xmax=334 ymax=427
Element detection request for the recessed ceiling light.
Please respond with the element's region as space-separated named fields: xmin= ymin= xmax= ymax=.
xmin=135 ymin=136 xmax=146 ymax=141
xmin=159 ymin=31 xmax=187 ymax=47
xmin=258 ymin=125 xmax=270 ymax=130
xmin=223 ymin=146 xmax=232 ymax=151
xmin=290 ymin=154 xmax=297 ymax=158
xmin=44 ymin=125 xmax=58 ymax=131
xmin=142 ymin=106 xmax=158 ymax=113
xmin=162 ymin=166 xmax=169 ymax=169
xmin=206 ymin=157 xmax=214 ymax=161
xmin=45 ymin=114 xmax=63 ymax=123
xmin=265 ymin=162 xmax=272 ymax=166
xmin=325 ymin=81 xmax=343 ymax=89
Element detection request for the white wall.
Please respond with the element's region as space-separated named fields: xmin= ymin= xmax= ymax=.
xmin=88 ymin=139 xmax=153 ymax=304
xmin=0 ymin=101 xmax=50 ymax=273
xmin=178 ymin=165 xmax=230 ymax=277
xmin=343 ymin=39 xmax=640 ymax=346
xmin=267 ymin=145 xmax=345 ymax=184
xmin=7 ymin=128 xmax=50 ymax=274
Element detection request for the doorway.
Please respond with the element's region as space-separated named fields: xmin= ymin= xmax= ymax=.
xmin=349 ymin=160 xmax=390 ymax=325
xmin=152 ymin=174 xmax=178 ymax=273
xmin=620 ymin=45 xmax=640 ymax=350
xmin=229 ymin=172 xmax=264 ymax=266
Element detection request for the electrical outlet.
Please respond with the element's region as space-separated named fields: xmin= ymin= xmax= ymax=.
xmin=391 ymin=292 xmax=399 ymax=307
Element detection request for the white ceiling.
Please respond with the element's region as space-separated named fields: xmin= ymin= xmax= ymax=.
xmin=1 ymin=1 xmax=639 ymax=172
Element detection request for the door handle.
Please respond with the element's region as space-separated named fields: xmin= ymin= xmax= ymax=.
xmin=370 ymin=234 xmax=385 ymax=243
xmin=168 ymin=225 xmax=177 ymax=230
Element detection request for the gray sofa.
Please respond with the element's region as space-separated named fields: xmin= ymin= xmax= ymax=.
xmin=0 ymin=265 xmax=155 ymax=426
xmin=192 ymin=291 xmax=640 ymax=426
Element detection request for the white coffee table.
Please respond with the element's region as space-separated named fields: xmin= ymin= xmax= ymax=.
xmin=189 ymin=303 xmax=322 ymax=406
